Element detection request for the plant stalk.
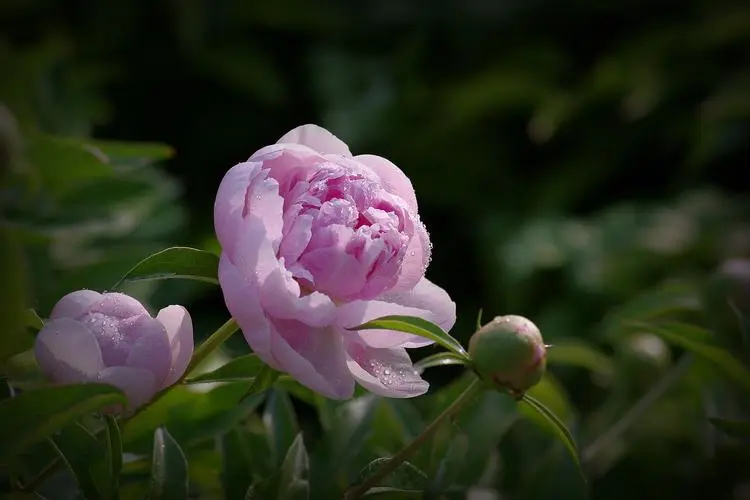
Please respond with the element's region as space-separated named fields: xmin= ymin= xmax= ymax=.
xmin=343 ymin=377 xmax=484 ymax=500
xmin=582 ymin=354 xmax=693 ymax=464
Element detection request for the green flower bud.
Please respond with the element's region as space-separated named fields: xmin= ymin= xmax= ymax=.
xmin=468 ymin=315 xmax=546 ymax=397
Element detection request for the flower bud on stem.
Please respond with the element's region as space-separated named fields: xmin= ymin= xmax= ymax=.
xmin=469 ymin=315 xmax=547 ymax=398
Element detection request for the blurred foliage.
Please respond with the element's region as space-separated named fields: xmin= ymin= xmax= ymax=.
xmin=2 ymin=0 xmax=750 ymax=499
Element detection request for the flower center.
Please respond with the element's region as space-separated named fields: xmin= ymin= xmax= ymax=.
xmin=276 ymin=162 xmax=412 ymax=301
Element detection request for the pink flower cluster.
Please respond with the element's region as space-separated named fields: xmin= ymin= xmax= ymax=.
xmin=34 ymin=124 xmax=455 ymax=407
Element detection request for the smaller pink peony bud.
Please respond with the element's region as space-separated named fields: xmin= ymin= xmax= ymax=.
xmin=34 ymin=290 xmax=194 ymax=413
xmin=468 ymin=314 xmax=546 ymax=397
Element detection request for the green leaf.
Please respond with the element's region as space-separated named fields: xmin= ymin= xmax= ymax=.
xmin=354 ymin=459 xmax=427 ymax=491
xmin=50 ymin=422 xmax=108 ymax=500
xmin=185 ymin=355 xmax=264 ymax=384
xmin=25 ymin=134 xmax=113 ymax=196
xmin=546 ymin=340 xmax=614 ymax=376
xmin=122 ymin=383 xmax=266 ymax=455
xmin=413 ymin=352 xmax=470 ymax=374
xmin=348 ymin=315 xmax=469 ymax=360
xmin=0 ymin=224 xmax=30 ymax=362
xmin=603 ymin=283 xmax=701 ymax=339
xmin=221 ymin=428 xmax=255 ymax=500
xmin=263 ymin=389 xmax=299 ymax=469
xmin=274 ymin=377 xmax=317 ymax=406
xmin=80 ymin=139 xmax=174 ymax=164
xmin=630 ymin=321 xmax=750 ymax=392
xmin=112 ymin=247 xmax=219 ymax=289
xmin=425 ymin=434 xmax=468 ymax=497
xmin=362 ymin=488 xmax=423 ymax=498
xmin=241 ymin=365 xmax=280 ymax=401
xmin=519 ymin=394 xmax=584 ymax=481
xmin=708 ymin=417 xmax=750 ymax=440
xmin=0 ymin=384 xmax=126 ymax=461
xmin=278 ymin=433 xmax=310 ymax=500
xmin=24 ymin=309 xmax=44 ymax=332
xmin=148 ymin=428 xmax=188 ymax=500
xmin=101 ymin=415 xmax=122 ymax=498
xmin=310 ymin=396 xmax=378 ymax=495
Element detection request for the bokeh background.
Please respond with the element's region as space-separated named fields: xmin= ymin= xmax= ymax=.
xmin=2 ymin=0 xmax=750 ymax=499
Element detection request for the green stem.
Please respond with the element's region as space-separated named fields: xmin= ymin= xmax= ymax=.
xmin=343 ymin=377 xmax=484 ymax=500
xmin=582 ymin=354 xmax=693 ymax=465
xmin=18 ymin=455 xmax=61 ymax=492
xmin=185 ymin=317 xmax=239 ymax=376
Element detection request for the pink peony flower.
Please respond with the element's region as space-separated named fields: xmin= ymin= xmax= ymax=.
xmin=214 ymin=124 xmax=456 ymax=399
xmin=34 ymin=290 xmax=194 ymax=411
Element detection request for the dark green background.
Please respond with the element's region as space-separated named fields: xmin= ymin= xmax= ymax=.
xmin=2 ymin=0 xmax=750 ymax=499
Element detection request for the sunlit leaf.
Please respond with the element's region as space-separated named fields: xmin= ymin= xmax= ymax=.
xmin=148 ymin=428 xmax=188 ymax=500
xmin=348 ymin=315 xmax=469 ymax=360
xmin=24 ymin=309 xmax=44 ymax=332
xmin=278 ymin=433 xmax=309 ymax=500
xmin=413 ymin=352 xmax=469 ymax=374
xmin=241 ymin=365 xmax=281 ymax=401
xmin=0 ymin=384 xmax=126 ymax=461
xmin=112 ymin=247 xmax=219 ymax=289
xmin=519 ymin=394 xmax=584 ymax=481
xmin=122 ymin=383 xmax=266 ymax=455
xmin=185 ymin=354 xmax=264 ymax=384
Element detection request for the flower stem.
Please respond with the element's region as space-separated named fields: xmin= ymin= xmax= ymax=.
xmin=582 ymin=354 xmax=693 ymax=465
xmin=185 ymin=317 xmax=239 ymax=377
xmin=343 ymin=377 xmax=484 ymax=500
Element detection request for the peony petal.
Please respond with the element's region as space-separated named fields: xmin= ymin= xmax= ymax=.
xmin=378 ymin=277 xmax=457 ymax=346
xmin=355 ymin=154 xmax=418 ymax=214
xmin=270 ymin=319 xmax=355 ymax=399
xmin=90 ymin=293 xmax=149 ymax=319
xmin=277 ymin=124 xmax=352 ymax=156
xmin=218 ymin=253 xmax=280 ymax=370
xmin=49 ymin=290 xmax=103 ymax=320
xmin=97 ymin=366 xmax=157 ymax=411
xmin=260 ymin=267 xmax=337 ymax=327
xmin=335 ymin=300 xmax=436 ymax=349
xmin=248 ymin=143 xmax=326 ymax=198
xmin=156 ymin=305 xmax=195 ymax=386
xmin=389 ymin=216 xmax=431 ymax=293
xmin=125 ymin=316 xmax=172 ymax=387
xmin=34 ymin=318 xmax=105 ymax=383
xmin=345 ymin=338 xmax=428 ymax=398
xmin=214 ymin=160 xmax=285 ymax=258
